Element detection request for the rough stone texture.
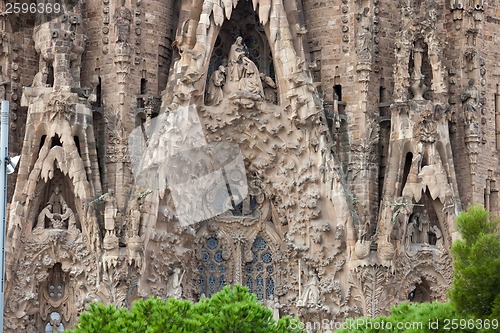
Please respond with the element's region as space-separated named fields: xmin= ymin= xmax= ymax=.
xmin=1 ymin=0 xmax=499 ymax=331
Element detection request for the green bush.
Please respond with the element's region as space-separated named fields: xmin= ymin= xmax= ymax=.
xmin=69 ymin=285 xmax=304 ymax=333
xmin=449 ymin=204 xmax=500 ymax=319
xmin=336 ymin=301 xmax=497 ymax=333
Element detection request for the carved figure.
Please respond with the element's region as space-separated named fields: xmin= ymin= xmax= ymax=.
xmin=356 ymin=8 xmax=372 ymax=63
xmin=406 ymin=214 xmax=418 ymax=247
xmin=298 ymin=269 xmax=320 ymax=307
xmin=167 ymin=268 xmax=184 ymax=299
xmin=36 ymin=204 xmax=53 ymax=230
xmin=48 ymin=186 xmax=66 ymax=215
xmin=228 ymin=37 xmax=246 ymax=82
xmin=240 ymin=56 xmax=264 ymax=96
xmin=104 ymin=191 xmax=118 ymax=236
xmin=0 ymin=65 xmax=10 ymax=100
xmin=260 ymin=73 xmax=277 ymax=104
xmin=114 ymin=0 xmax=132 ymax=43
xmin=206 ymin=65 xmax=225 ymax=106
xmin=461 ymin=79 xmax=479 ymax=126
xmin=418 ymin=210 xmax=431 ymax=244
xmin=266 ymin=295 xmax=281 ymax=321
xmin=432 ymin=225 xmax=444 ymax=249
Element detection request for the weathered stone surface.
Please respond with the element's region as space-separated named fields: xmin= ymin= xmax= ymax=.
xmin=2 ymin=0 xmax=499 ymax=331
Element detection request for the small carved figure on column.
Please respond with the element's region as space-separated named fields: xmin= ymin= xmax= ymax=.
xmin=461 ymin=79 xmax=479 ymax=126
xmin=104 ymin=191 xmax=118 ymax=237
xmin=0 ymin=65 xmax=10 ymax=100
xmin=206 ymin=65 xmax=226 ymax=106
xmin=114 ymin=0 xmax=132 ymax=44
xmin=356 ymin=7 xmax=372 ymax=63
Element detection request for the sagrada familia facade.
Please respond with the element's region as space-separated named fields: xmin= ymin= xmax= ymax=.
xmin=0 ymin=0 xmax=498 ymax=331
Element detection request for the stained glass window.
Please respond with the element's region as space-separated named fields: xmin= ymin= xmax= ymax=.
xmin=244 ymin=236 xmax=275 ymax=300
xmin=197 ymin=236 xmax=227 ymax=297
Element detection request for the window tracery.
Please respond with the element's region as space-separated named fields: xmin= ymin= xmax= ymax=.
xmin=244 ymin=236 xmax=275 ymax=300
xmin=197 ymin=236 xmax=228 ymax=297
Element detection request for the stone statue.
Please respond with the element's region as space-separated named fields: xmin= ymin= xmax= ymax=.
xmin=226 ymin=37 xmax=264 ymax=97
xmin=0 ymin=65 xmax=10 ymax=100
xmin=227 ymin=37 xmax=246 ymax=82
xmin=239 ymin=55 xmax=264 ymax=96
xmin=167 ymin=268 xmax=184 ymax=299
xmin=418 ymin=210 xmax=431 ymax=244
xmin=411 ymin=41 xmax=424 ymax=81
xmin=461 ymin=79 xmax=480 ymax=126
xmin=114 ymin=0 xmax=132 ymax=43
xmin=431 ymin=225 xmax=444 ymax=249
xmin=406 ymin=214 xmax=418 ymax=247
xmin=260 ymin=73 xmax=277 ymax=104
xmin=36 ymin=204 xmax=53 ymax=230
xmin=104 ymin=191 xmax=118 ymax=236
xmin=266 ymin=295 xmax=281 ymax=321
xmin=298 ymin=269 xmax=320 ymax=307
xmin=48 ymin=186 xmax=66 ymax=215
xmin=206 ymin=65 xmax=225 ymax=106
xmin=356 ymin=8 xmax=372 ymax=63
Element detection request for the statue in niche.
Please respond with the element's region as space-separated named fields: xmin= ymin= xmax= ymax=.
xmin=431 ymin=225 xmax=444 ymax=249
xmin=356 ymin=7 xmax=373 ymax=63
xmin=409 ymin=40 xmax=428 ymax=101
xmin=228 ymin=37 xmax=246 ymax=82
xmin=32 ymin=67 xmax=49 ymax=88
xmin=418 ymin=210 xmax=431 ymax=244
xmin=167 ymin=268 xmax=184 ymax=299
xmin=36 ymin=204 xmax=54 ymax=230
xmin=206 ymin=65 xmax=226 ymax=106
xmin=48 ymin=186 xmax=66 ymax=215
xmin=104 ymin=191 xmax=118 ymax=237
xmin=461 ymin=79 xmax=480 ymax=126
xmin=406 ymin=213 xmax=419 ymax=247
xmin=0 ymin=65 xmax=10 ymax=100
xmin=260 ymin=73 xmax=277 ymax=104
xmin=226 ymin=37 xmax=264 ymax=97
xmin=298 ymin=269 xmax=320 ymax=307
xmin=114 ymin=0 xmax=132 ymax=44
xmin=35 ymin=191 xmax=77 ymax=231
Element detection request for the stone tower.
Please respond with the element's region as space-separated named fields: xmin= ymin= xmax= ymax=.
xmin=1 ymin=0 xmax=499 ymax=331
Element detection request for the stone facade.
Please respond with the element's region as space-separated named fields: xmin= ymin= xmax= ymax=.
xmin=1 ymin=0 xmax=499 ymax=331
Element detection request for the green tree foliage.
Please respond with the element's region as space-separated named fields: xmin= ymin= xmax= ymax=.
xmin=336 ymin=301 xmax=497 ymax=333
xmin=69 ymin=285 xmax=304 ymax=333
xmin=449 ymin=204 xmax=500 ymax=319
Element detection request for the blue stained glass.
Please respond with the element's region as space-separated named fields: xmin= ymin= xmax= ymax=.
xmin=257 ymin=264 xmax=264 ymax=272
xmin=219 ymin=276 xmax=225 ymax=288
xmin=256 ymin=276 xmax=264 ymax=300
xmin=206 ymin=237 xmax=219 ymax=250
xmin=253 ymin=237 xmax=267 ymax=251
xmin=245 ymin=278 xmax=253 ymax=290
xmin=252 ymin=252 xmax=258 ymax=263
xmin=198 ymin=266 xmax=205 ymax=272
xmin=266 ymin=278 xmax=275 ymax=298
xmin=262 ymin=253 xmax=272 ymax=263
xmin=208 ymin=264 xmax=216 ymax=272
xmin=214 ymin=251 xmax=223 ymax=263
xmin=245 ymin=266 xmax=253 ymax=274
xmin=219 ymin=266 xmax=227 ymax=273
xmin=202 ymin=251 xmax=210 ymax=262
xmin=266 ymin=266 xmax=274 ymax=274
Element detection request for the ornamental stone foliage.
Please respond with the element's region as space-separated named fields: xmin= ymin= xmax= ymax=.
xmin=2 ymin=0 xmax=499 ymax=332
